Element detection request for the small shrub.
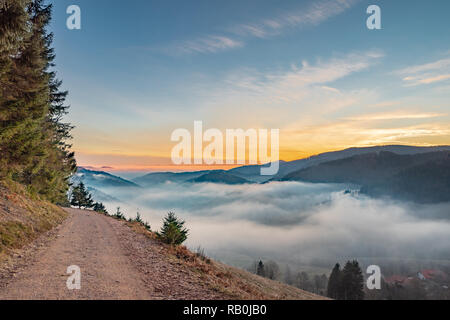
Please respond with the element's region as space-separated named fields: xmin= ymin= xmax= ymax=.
xmin=128 ymin=211 xmax=151 ymax=231
xmin=93 ymin=202 xmax=108 ymax=215
xmin=135 ymin=211 xmax=143 ymax=223
xmin=195 ymin=246 xmax=210 ymax=263
xmin=113 ymin=207 xmax=126 ymax=220
xmin=156 ymin=211 xmax=188 ymax=245
xmin=143 ymin=221 xmax=151 ymax=231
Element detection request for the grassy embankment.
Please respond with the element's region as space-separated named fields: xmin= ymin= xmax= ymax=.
xmin=0 ymin=180 xmax=67 ymax=263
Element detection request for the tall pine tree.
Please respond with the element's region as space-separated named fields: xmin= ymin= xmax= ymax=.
xmin=327 ymin=263 xmax=342 ymax=299
xmin=341 ymin=260 xmax=365 ymax=300
xmin=0 ymin=0 xmax=76 ymax=204
xmin=256 ymin=260 xmax=265 ymax=277
xmin=327 ymin=261 xmax=365 ymax=300
xmin=70 ymin=182 xmax=93 ymax=209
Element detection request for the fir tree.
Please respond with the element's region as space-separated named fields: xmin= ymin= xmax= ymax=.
xmin=93 ymin=202 xmax=107 ymax=214
xmin=70 ymin=182 xmax=93 ymax=209
xmin=341 ymin=260 xmax=365 ymax=300
xmin=135 ymin=211 xmax=143 ymax=223
xmin=256 ymin=260 xmax=265 ymax=277
xmin=327 ymin=263 xmax=342 ymax=299
xmin=156 ymin=212 xmax=188 ymax=245
xmin=113 ymin=207 xmax=125 ymax=220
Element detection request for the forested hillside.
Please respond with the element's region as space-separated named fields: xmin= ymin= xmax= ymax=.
xmin=0 ymin=0 xmax=76 ymax=204
xmin=281 ymin=151 xmax=450 ymax=203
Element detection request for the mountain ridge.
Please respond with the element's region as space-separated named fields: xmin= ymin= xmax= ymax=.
xmin=73 ymin=167 xmax=141 ymax=189
xmin=281 ymin=150 xmax=450 ymax=203
xmin=129 ymin=145 xmax=450 ymax=186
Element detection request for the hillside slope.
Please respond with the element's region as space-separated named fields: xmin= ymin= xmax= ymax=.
xmin=243 ymin=145 xmax=450 ymax=181
xmin=281 ymin=151 xmax=450 ymax=203
xmin=73 ymin=167 xmax=140 ymax=189
xmin=0 ymin=181 xmax=67 ymax=264
xmin=362 ymin=158 xmax=450 ymax=203
xmin=0 ymin=204 xmax=323 ymax=299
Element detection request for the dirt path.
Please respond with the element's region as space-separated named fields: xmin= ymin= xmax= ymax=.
xmin=0 ymin=208 xmax=221 ymax=300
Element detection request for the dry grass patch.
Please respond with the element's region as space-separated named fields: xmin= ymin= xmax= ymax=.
xmin=0 ymin=180 xmax=67 ymax=262
xmin=165 ymin=244 xmax=326 ymax=300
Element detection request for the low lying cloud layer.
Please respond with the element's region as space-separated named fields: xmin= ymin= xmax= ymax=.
xmin=101 ymin=181 xmax=450 ymax=268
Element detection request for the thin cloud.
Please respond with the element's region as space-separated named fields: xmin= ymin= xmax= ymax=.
xmin=170 ymin=0 xmax=360 ymax=55
xmin=407 ymin=74 xmax=450 ymax=85
xmin=223 ymin=50 xmax=384 ymax=103
xmin=282 ymin=121 xmax=450 ymax=154
xmin=188 ymin=50 xmax=383 ymax=133
xmin=396 ymin=56 xmax=450 ymax=87
xmin=230 ymin=0 xmax=360 ymax=38
xmin=358 ymin=126 xmax=450 ymax=144
xmin=176 ymin=36 xmax=243 ymax=54
xmin=397 ymin=57 xmax=450 ymax=75
xmin=345 ymin=111 xmax=446 ymax=121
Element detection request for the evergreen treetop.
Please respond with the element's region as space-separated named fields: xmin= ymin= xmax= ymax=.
xmin=341 ymin=260 xmax=365 ymax=300
xmin=157 ymin=211 xmax=188 ymax=245
xmin=256 ymin=260 xmax=265 ymax=277
xmin=327 ymin=263 xmax=342 ymax=299
xmin=70 ymin=182 xmax=93 ymax=209
xmin=327 ymin=261 xmax=365 ymax=300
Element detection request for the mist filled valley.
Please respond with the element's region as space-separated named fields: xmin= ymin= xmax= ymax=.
xmin=78 ymin=169 xmax=450 ymax=281
xmin=69 ymin=147 xmax=450 ymax=298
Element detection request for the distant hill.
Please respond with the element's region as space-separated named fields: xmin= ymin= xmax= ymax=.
xmin=133 ymin=170 xmax=212 ymax=186
xmin=187 ymin=171 xmax=250 ymax=184
xmin=86 ymin=186 xmax=122 ymax=203
xmin=281 ymin=151 xmax=450 ymax=203
xmin=73 ymin=167 xmax=140 ymax=189
xmin=131 ymin=145 xmax=450 ymax=187
xmin=265 ymin=145 xmax=450 ymax=181
xmin=362 ymin=158 xmax=450 ymax=203
xmin=228 ymin=161 xmax=287 ymax=182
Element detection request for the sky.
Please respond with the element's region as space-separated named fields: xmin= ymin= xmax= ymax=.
xmin=48 ymin=0 xmax=450 ymax=172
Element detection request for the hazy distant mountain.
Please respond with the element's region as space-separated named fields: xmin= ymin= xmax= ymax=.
xmin=281 ymin=151 xmax=450 ymax=203
xmin=228 ymin=161 xmax=287 ymax=182
xmin=86 ymin=186 xmax=121 ymax=203
xmin=130 ymin=145 xmax=450 ymax=187
xmin=187 ymin=171 xmax=250 ymax=184
xmin=362 ymin=158 xmax=450 ymax=203
xmin=73 ymin=167 xmax=140 ymax=189
xmin=261 ymin=145 xmax=450 ymax=181
xmin=133 ymin=170 xmax=212 ymax=186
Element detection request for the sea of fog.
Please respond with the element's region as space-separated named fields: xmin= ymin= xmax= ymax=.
xmin=98 ymin=181 xmax=450 ymax=271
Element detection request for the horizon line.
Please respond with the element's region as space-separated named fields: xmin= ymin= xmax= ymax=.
xmin=77 ymin=143 xmax=450 ymax=173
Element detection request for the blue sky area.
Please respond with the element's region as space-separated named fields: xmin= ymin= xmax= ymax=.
xmin=47 ymin=0 xmax=450 ymax=170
